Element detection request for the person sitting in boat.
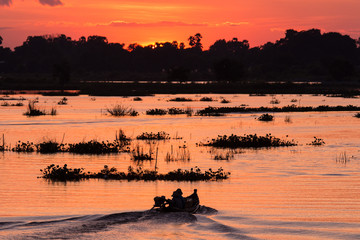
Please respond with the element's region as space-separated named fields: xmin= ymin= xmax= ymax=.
xmin=169 ymin=188 xmax=185 ymax=209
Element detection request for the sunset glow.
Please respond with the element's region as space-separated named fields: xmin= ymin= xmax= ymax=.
xmin=1 ymin=0 xmax=360 ymax=49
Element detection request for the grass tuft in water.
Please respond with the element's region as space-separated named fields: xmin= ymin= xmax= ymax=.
xmin=106 ymin=104 xmax=138 ymax=116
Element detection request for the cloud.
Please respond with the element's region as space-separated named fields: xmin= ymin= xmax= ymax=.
xmin=0 ymin=27 xmax=12 ymax=30
xmin=0 ymin=0 xmax=12 ymax=6
xmin=39 ymin=0 xmax=63 ymax=6
xmin=99 ymin=21 xmax=207 ymax=28
xmin=218 ymin=22 xmax=250 ymax=27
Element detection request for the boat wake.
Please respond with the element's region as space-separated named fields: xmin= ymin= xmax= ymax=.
xmin=0 ymin=206 xmax=217 ymax=240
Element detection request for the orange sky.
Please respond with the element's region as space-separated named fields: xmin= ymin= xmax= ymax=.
xmin=1 ymin=0 xmax=360 ymax=49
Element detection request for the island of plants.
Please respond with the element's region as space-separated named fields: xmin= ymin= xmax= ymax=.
xmin=40 ymin=164 xmax=230 ymax=181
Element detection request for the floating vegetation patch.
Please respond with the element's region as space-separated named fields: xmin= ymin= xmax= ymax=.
xmin=307 ymin=137 xmax=325 ymax=146
xmin=169 ymin=97 xmax=193 ymax=102
xmin=68 ymin=140 xmax=130 ymax=154
xmin=196 ymin=105 xmax=360 ymax=116
xmin=40 ymin=165 xmax=230 ymax=181
xmin=220 ymin=98 xmax=230 ymax=103
xmin=40 ymin=164 xmax=86 ymax=181
xmin=200 ymin=134 xmax=297 ymax=148
xmin=136 ymin=131 xmax=170 ymax=140
xmin=257 ymin=113 xmax=274 ymax=121
xmin=1 ymin=101 xmax=23 ymax=106
xmin=133 ymin=97 xmax=143 ymax=101
xmin=199 ymin=97 xmax=214 ymax=102
xmin=106 ymin=104 xmax=138 ymax=116
xmin=12 ymin=136 xmax=130 ymax=154
xmin=12 ymin=141 xmax=36 ymax=152
xmin=57 ymin=97 xmax=68 ymax=105
xmin=146 ymin=108 xmax=167 ymax=115
xmin=354 ymin=113 xmax=360 ymax=118
xmin=270 ymin=98 xmax=280 ymax=104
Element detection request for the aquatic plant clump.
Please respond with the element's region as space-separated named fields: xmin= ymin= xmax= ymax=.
xmin=169 ymin=97 xmax=193 ymax=102
xmin=354 ymin=113 xmax=360 ymax=118
xmin=136 ymin=131 xmax=170 ymax=140
xmin=258 ymin=113 xmax=274 ymax=121
xmin=68 ymin=140 xmax=130 ymax=154
xmin=199 ymin=97 xmax=214 ymax=102
xmin=41 ymin=164 xmax=86 ymax=181
xmin=12 ymin=141 xmax=36 ymax=152
xmin=201 ymin=134 xmax=297 ymax=148
xmin=307 ymin=137 xmax=325 ymax=146
xmin=37 ymin=140 xmax=64 ymax=153
xmin=40 ymin=165 xmax=230 ymax=181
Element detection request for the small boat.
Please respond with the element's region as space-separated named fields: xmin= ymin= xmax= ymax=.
xmin=153 ymin=189 xmax=200 ymax=213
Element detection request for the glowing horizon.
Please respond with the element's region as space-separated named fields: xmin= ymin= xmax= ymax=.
xmin=1 ymin=0 xmax=360 ymax=49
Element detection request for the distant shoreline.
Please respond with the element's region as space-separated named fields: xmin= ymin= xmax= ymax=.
xmin=0 ymin=81 xmax=359 ymax=96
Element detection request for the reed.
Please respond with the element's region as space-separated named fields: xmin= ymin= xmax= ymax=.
xmin=131 ymin=145 xmax=154 ymax=161
xmin=165 ymin=145 xmax=191 ymax=162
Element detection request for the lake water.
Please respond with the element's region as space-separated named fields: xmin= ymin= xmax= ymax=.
xmin=0 ymin=93 xmax=359 ymax=240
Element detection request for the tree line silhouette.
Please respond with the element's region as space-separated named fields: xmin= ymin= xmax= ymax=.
xmin=0 ymin=29 xmax=359 ymax=87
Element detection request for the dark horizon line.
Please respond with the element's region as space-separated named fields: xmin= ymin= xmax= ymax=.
xmin=1 ymin=28 xmax=358 ymax=51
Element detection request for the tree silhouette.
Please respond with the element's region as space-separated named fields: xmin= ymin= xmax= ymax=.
xmin=0 ymin=36 xmax=3 ymax=45
xmin=188 ymin=33 xmax=203 ymax=50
